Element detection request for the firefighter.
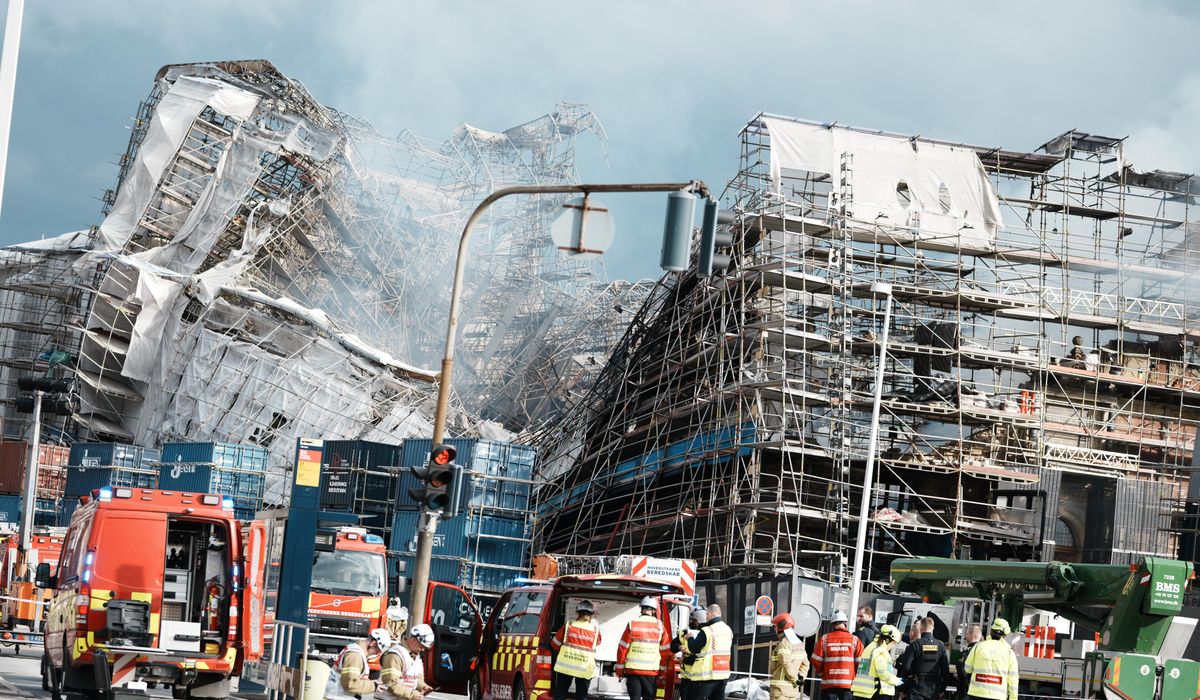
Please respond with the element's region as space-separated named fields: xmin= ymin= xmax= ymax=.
xmin=812 ymin=610 xmax=864 ymax=700
xmin=767 ymin=613 xmax=810 ymax=700
xmin=386 ymin=598 xmax=410 ymax=639
xmin=897 ymin=617 xmax=949 ymax=700
xmin=689 ymin=604 xmax=733 ymax=700
xmin=551 ymin=600 xmax=602 ymax=700
xmin=851 ymin=624 xmax=903 ymax=699
xmin=380 ymin=623 xmax=436 ymax=699
xmin=617 ymin=596 xmax=671 ymax=700
xmin=326 ymin=628 xmax=392 ymax=700
xmin=961 ymin=619 xmax=1018 ymax=700
xmin=672 ymin=607 xmax=707 ymax=700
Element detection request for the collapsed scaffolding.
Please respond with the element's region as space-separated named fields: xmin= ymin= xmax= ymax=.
xmin=0 ymin=60 xmax=649 ymax=485
xmin=533 ymin=114 xmax=1199 ymax=589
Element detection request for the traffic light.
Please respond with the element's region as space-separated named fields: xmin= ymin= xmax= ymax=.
xmin=698 ymin=199 xmax=734 ymax=277
xmin=15 ymin=376 xmax=74 ymax=415
xmin=660 ymin=190 xmax=697 ymax=271
xmin=407 ymin=444 xmax=463 ymax=518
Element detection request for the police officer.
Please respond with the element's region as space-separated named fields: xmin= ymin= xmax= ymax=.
xmin=962 ymin=619 xmax=1017 ymax=700
xmin=326 ymin=628 xmax=391 ymax=700
xmin=851 ymin=624 xmax=903 ymax=699
xmin=897 ymin=617 xmax=948 ymax=700
xmin=617 ymin=596 xmax=671 ymax=700
xmin=380 ymin=624 xmax=435 ymax=699
xmin=551 ymin=600 xmax=602 ymax=700
xmin=767 ymin=613 xmax=810 ymax=700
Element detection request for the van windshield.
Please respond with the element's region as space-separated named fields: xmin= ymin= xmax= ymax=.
xmin=311 ymin=549 xmax=386 ymax=597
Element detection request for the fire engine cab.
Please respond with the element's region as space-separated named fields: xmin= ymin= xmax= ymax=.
xmin=38 ymin=487 xmax=265 ymax=699
xmin=0 ymin=528 xmax=63 ymax=651
xmin=307 ymin=526 xmax=389 ymax=654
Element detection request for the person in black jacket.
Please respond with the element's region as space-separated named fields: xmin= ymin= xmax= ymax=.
xmin=853 ymin=606 xmax=880 ymax=649
xmin=955 ymin=624 xmax=982 ymax=700
xmin=897 ymin=617 xmax=949 ymax=700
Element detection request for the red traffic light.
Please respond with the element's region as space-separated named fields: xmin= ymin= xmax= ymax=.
xmin=430 ymin=444 xmax=456 ymax=466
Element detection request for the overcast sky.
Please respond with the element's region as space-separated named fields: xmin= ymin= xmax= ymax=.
xmin=0 ymin=0 xmax=1197 ymax=281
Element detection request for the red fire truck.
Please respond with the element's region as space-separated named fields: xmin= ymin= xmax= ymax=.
xmin=306 ymin=526 xmax=389 ymax=655
xmin=0 ymin=529 xmax=63 ymax=651
xmin=38 ymin=487 xmax=266 ymax=699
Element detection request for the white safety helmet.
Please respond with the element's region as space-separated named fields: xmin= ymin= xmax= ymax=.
xmin=409 ymin=623 xmax=435 ymax=649
xmin=639 ymin=596 xmax=656 ymax=610
xmin=830 ymin=610 xmax=849 ymax=624
xmin=369 ymin=628 xmax=393 ymax=648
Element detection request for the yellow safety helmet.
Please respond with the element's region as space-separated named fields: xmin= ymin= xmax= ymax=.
xmin=990 ymin=618 xmax=1012 ymax=636
xmin=878 ymin=624 xmax=900 ymax=641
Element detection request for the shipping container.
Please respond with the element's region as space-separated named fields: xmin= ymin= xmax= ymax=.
xmin=68 ymin=443 xmax=160 ymax=469
xmin=65 ymin=465 xmax=158 ymax=496
xmin=0 ymin=442 xmax=71 ymax=495
xmin=389 ymin=511 xmax=528 ymax=569
xmin=161 ymin=442 xmax=268 ymax=472
xmin=0 ymin=495 xmax=61 ymax=527
xmin=0 ymin=494 xmax=19 ymax=523
xmin=318 ymin=440 xmax=401 ymax=508
xmin=157 ymin=462 xmax=264 ymax=500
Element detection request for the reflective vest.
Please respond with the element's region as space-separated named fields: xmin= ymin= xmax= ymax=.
xmin=380 ymin=644 xmax=423 ymax=696
xmin=812 ymin=629 xmax=863 ymax=689
xmin=679 ymin=631 xmax=698 ymax=682
xmin=768 ymin=632 xmax=808 ymax=688
xmin=693 ymin=620 xmax=733 ymax=681
xmin=619 ymin=614 xmax=667 ymax=675
xmin=554 ymin=619 xmax=601 ymax=679
xmin=963 ymin=639 xmax=1018 ymax=700
xmin=326 ymin=643 xmax=369 ymax=700
xmin=851 ymin=644 xmax=899 ymax=698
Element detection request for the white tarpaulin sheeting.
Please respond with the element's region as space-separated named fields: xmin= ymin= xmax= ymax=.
xmin=762 ymin=117 xmax=1002 ymax=251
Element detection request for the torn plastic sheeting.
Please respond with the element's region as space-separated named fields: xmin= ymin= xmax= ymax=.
xmin=97 ymin=76 xmax=260 ymax=253
xmin=760 ymin=117 xmax=1002 ymax=251
xmin=123 ymin=271 xmax=184 ymax=384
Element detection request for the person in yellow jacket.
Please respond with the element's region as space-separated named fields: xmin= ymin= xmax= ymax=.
xmin=551 ymin=600 xmax=602 ymax=700
xmin=962 ymin=619 xmax=1018 ymax=700
xmin=767 ymin=613 xmax=810 ymax=700
xmin=851 ymin=624 xmax=903 ymax=699
xmin=379 ymin=624 xmax=435 ymax=699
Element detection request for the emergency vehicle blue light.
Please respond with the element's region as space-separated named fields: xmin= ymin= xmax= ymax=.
xmin=82 ymin=569 xmax=91 ymax=583
xmin=84 ymin=552 xmax=94 ymax=566
xmin=221 ymin=497 xmax=234 ymax=510
xmin=98 ymin=488 xmax=112 ymax=502
xmin=365 ymin=534 xmax=384 ymax=544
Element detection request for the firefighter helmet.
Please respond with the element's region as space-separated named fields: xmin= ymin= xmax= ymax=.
xmin=830 ymin=610 xmax=849 ymax=624
xmin=690 ymin=607 xmax=708 ymax=623
xmin=409 ymin=623 xmax=435 ymax=649
xmin=771 ymin=613 xmax=795 ymax=631
xmin=370 ymin=628 xmax=393 ymax=648
xmin=576 ymin=600 xmax=595 ymax=615
xmin=878 ymin=624 xmax=900 ymax=641
xmin=639 ymin=596 xmax=656 ymax=610
xmin=990 ymin=618 xmax=1012 ymax=636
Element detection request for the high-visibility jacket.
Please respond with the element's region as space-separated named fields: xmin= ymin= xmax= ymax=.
xmin=618 ymin=613 xmax=670 ymax=675
xmin=552 ymin=619 xmax=601 ymax=679
xmin=693 ymin=619 xmax=733 ymax=681
xmin=326 ymin=643 xmax=372 ymax=700
xmin=963 ymin=639 xmax=1018 ymax=700
xmin=380 ymin=644 xmax=428 ymax=700
xmin=769 ymin=630 xmax=810 ymax=689
xmin=851 ymin=643 xmax=900 ymax=698
xmin=812 ymin=628 xmax=864 ymax=689
xmin=677 ymin=630 xmax=699 ymax=681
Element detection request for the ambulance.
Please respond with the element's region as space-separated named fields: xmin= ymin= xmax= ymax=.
xmin=37 ymin=487 xmax=266 ymax=698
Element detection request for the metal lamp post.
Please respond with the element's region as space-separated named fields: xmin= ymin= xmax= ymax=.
xmin=409 ymin=180 xmax=709 ymax=622
xmin=846 ymin=281 xmax=893 ymax=623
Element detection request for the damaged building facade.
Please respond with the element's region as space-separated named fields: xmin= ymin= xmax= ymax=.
xmin=534 ymin=114 xmax=1200 ymax=588
xmin=0 ymin=60 xmax=648 ymax=494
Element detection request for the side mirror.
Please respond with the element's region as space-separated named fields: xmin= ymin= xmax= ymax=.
xmin=35 ymin=562 xmax=56 ymax=589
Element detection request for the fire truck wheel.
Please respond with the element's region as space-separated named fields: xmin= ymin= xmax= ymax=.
xmin=513 ymin=679 xmax=526 ymax=700
xmin=468 ymin=673 xmax=482 ymax=700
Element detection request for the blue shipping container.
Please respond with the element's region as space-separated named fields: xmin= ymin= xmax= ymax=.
xmin=0 ymin=494 xmax=19 ymax=524
xmin=161 ymin=442 xmax=268 ymax=472
xmin=0 ymin=495 xmax=60 ymax=526
xmin=396 ymin=439 xmax=535 ymax=513
xmin=65 ymin=465 xmax=158 ymax=496
xmin=69 ymin=443 xmax=160 ymax=469
xmin=157 ymin=463 xmax=264 ymax=500
xmin=389 ymin=511 xmax=527 ymax=570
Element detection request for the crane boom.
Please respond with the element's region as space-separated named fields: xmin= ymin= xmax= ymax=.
xmin=890 ymin=556 xmax=1194 ymax=654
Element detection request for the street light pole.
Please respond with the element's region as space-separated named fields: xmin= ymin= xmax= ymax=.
xmin=19 ymin=389 xmax=40 ymax=551
xmin=847 ymin=281 xmax=892 ymax=624
xmin=410 ymin=180 xmax=708 ymax=622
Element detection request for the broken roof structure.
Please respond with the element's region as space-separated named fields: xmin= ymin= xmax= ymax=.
xmin=0 ymin=60 xmax=648 ymax=482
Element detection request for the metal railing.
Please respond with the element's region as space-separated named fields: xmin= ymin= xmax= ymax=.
xmin=265 ymin=620 xmax=310 ymax=700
